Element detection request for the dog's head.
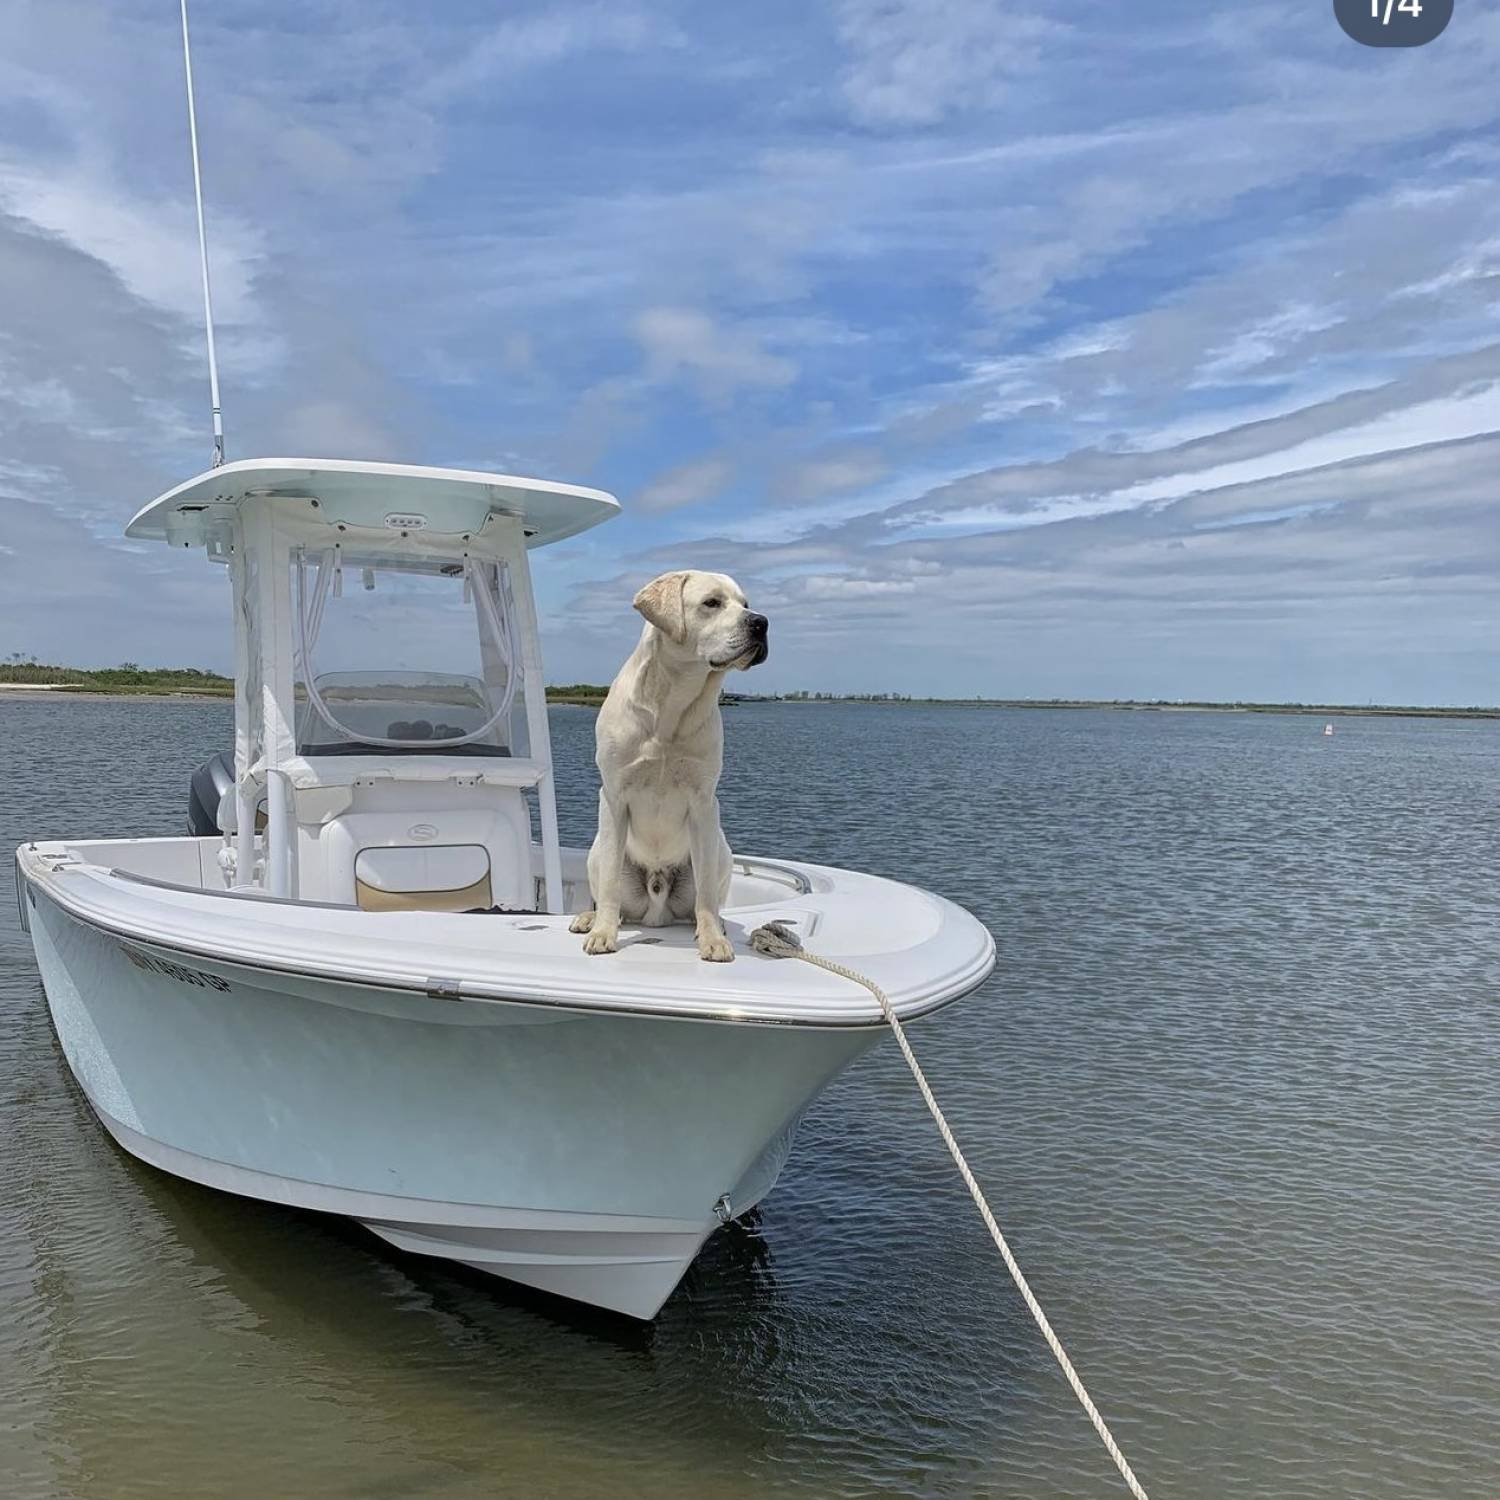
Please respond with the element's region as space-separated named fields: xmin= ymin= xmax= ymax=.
xmin=633 ymin=570 xmax=768 ymax=670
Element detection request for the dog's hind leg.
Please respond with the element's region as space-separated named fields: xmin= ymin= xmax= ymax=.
xmin=667 ymin=863 xmax=697 ymax=922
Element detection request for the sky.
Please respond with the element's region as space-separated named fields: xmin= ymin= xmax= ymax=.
xmin=0 ymin=0 xmax=1496 ymax=704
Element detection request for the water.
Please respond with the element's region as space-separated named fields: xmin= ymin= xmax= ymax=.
xmin=3 ymin=696 xmax=1498 ymax=1499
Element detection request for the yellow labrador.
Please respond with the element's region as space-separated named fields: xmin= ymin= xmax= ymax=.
xmin=569 ymin=570 xmax=768 ymax=961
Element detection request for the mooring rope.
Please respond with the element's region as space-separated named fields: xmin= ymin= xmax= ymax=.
xmin=748 ymin=919 xmax=1151 ymax=1500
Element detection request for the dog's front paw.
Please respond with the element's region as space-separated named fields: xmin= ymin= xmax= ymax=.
xmin=583 ymin=925 xmax=619 ymax=955
xmin=569 ymin=910 xmax=596 ymax=934
xmin=697 ymin=933 xmax=734 ymax=963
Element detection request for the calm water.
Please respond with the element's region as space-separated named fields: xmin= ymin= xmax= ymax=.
xmin=3 ymin=697 xmax=1498 ymax=1499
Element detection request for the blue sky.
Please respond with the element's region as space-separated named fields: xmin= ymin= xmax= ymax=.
xmin=0 ymin=0 xmax=1497 ymax=702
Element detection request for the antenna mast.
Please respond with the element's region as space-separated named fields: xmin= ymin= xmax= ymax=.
xmin=179 ymin=0 xmax=225 ymax=468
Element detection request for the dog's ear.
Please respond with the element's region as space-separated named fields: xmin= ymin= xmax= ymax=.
xmin=633 ymin=571 xmax=690 ymax=643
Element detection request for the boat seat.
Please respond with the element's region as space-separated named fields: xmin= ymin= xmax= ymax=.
xmin=307 ymin=797 xmax=534 ymax=911
xmin=354 ymin=845 xmax=493 ymax=913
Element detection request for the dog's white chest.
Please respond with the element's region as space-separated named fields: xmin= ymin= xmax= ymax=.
xmin=625 ymin=735 xmax=711 ymax=795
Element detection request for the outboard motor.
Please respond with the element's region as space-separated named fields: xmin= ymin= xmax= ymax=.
xmin=188 ymin=750 xmax=235 ymax=837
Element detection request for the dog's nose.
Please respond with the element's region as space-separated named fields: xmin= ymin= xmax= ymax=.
xmin=747 ymin=612 xmax=768 ymax=638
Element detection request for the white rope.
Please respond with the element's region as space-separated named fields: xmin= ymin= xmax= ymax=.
xmin=749 ymin=920 xmax=1151 ymax=1500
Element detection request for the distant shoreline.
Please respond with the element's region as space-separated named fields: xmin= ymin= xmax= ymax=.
xmin=753 ymin=698 xmax=1500 ymax=721
xmin=3 ymin=682 xmax=1493 ymax=720
xmin=0 ymin=684 xmax=230 ymax=703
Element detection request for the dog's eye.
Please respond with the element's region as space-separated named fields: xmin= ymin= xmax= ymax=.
xmin=702 ymin=597 xmax=722 ymax=609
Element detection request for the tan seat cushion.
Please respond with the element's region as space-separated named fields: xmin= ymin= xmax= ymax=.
xmin=353 ymin=845 xmax=493 ymax=914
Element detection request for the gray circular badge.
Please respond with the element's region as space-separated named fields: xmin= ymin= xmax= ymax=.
xmin=1335 ymin=0 xmax=1453 ymax=46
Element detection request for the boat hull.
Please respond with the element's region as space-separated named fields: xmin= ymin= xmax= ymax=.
xmin=25 ymin=889 xmax=878 ymax=1318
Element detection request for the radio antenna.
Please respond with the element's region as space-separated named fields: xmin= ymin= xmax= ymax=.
xmin=179 ymin=0 xmax=225 ymax=467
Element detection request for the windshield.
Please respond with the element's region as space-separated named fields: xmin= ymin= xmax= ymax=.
xmin=293 ymin=551 xmax=517 ymax=757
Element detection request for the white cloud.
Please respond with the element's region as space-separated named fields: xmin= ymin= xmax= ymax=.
xmin=634 ymin=307 xmax=795 ymax=399
xmin=875 ymin=351 xmax=1500 ymax=541
xmin=835 ymin=0 xmax=1056 ymax=126
xmin=772 ymin=449 xmax=888 ymax=504
xmin=638 ymin=457 xmax=731 ymax=513
xmin=426 ymin=6 xmax=684 ymax=100
xmin=969 ymin=13 xmax=1500 ymax=323
xmin=1109 ymin=381 xmax=1500 ymax=514
xmin=800 ymin=574 xmax=916 ymax=598
xmin=0 ymin=165 xmax=262 ymax=326
xmin=1196 ymin=304 xmax=1348 ymax=384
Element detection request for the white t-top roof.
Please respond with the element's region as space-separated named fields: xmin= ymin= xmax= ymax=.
xmin=125 ymin=457 xmax=620 ymax=548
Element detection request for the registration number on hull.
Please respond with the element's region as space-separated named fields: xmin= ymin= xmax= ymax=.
xmin=120 ymin=945 xmax=231 ymax=993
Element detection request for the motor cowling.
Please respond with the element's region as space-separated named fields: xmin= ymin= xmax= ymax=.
xmin=187 ymin=750 xmax=235 ymax=836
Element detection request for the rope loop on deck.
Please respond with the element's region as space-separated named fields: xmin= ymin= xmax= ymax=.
xmin=749 ymin=920 xmax=1151 ymax=1500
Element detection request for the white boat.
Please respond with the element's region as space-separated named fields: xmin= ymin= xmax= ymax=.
xmin=15 ymin=458 xmax=995 ymax=1319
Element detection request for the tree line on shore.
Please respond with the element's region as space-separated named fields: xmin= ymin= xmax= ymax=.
xmin=3 ymin=657 xmax=1494 ymax=716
